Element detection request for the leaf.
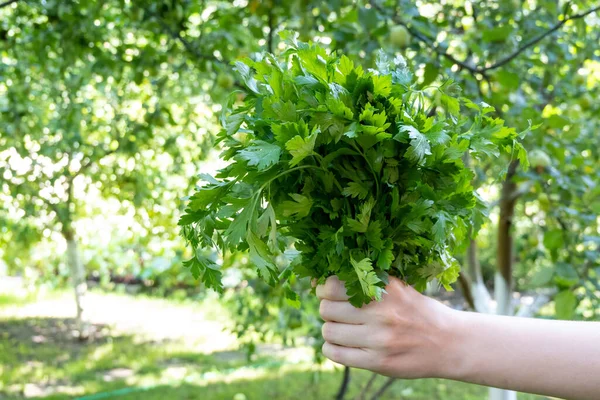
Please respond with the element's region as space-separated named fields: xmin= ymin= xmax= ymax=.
xmin=439 ymin=79 xmax=461 ymax=117
xmin=417 ymin=262 xmax=445 ymax=281
xmin=349 ymin=256 xmax=384 ymax=306
xmin=395 ymin=125 xmax=431 ymax=164
xmin=347 ymin=217 xmax=368 ymax=233
xmin=188 ymin=181 xmax=232 ymax=211
xmin=438 ymin=261 xmax=460 ymax=291
xmin=256 ymin=203 xmax=277 ymax=246
xmin=285 ymin=130 xmax=318 ymax=166
xmin=232 ymin=61 xmax=260 ymax=94
xmin=482 ymin=25 xmax=514 ymax=43
xmin=423 ymin=121 xmax=450 ymax=145
xmin=470 ymin=137 xmax=500 ymax=158
xmin=296 ymin=45 xmax=329 ymax=81
xmin=422 ymin=63 xmax=439 ymax=86
xmin=233 ymin=60 xmax=261 ymax=94
xmin=183 ymin=253 xmax=224 ymax=293
xmin=366 ymin=220 xmax=384 ymax=250
xmin=342 ymin=181 xmax=369 ymax=199
xmin=284 ymin=285 xmax=301 ymax=309
xmin=496 ymin=70 xmax=520 ymax=91
xmin=530 ymin=265 xmax=555 ymax=286
xmin=554 ymin=290 xmax=577 ymax=320
xmin=272 ymin=120 xmax=310 ymax=144
xmin=247 ymin=230 xmax=277 ymax=283
xmin=203 ymin=266 xmax=224 ymax=293
xmin=554 ymin=263 xmax=579 ymax=287
xmin=377 ymin=239 xmax=395 ymax=270
xmin=281 ymin=193 xmax=313 ymax=218
xmin=346 ymin=197 xmax=375 ymax=232
xmin=372 ymin=74 xmax=392 ymax=97
xmin=224 ymin=111 xmax=246 ymax=136
xmin=338 ymin=55 xmax=354 ymax=77
xmin=224 ymin=200 xmax=254 ymax=246
xmin=442 ymin=95 xmax=460 ymax=117
xmin=514 ymin=141 xmax=529 ymax=171
xmin=432 ymin=212 xmax=448 ymax=244
xmin=238 ymin=140 xmax=281 ymax=170
xmin=543 ymin=229 xmax=563 ymax=251
xmin=546 ymin=114 xmax=569 ymax=129
xmin=263 ymin=99 xmax=297 ymax=122
xmin=358 ymin=6 xmax=379 ymax=30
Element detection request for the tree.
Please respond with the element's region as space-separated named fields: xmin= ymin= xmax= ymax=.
xmin=0 ymin=0 xmax=212 ymax=335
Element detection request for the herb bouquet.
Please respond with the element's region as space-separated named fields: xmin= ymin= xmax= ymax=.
xmin=179 ymin=35 xmax=527 ymax=307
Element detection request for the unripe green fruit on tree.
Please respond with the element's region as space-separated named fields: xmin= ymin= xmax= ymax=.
xmin=233 ymin=394 xmax=247 ymax=400
xmin=217 ymin=73 xmax=234 ymax=89
xmin=574 ymin=74 xmax=586 ymax=86
xmin=538 ymin=193 xmax=550 ymax=211
xmin=529 ymin=149 xmax=551 ymax=169
xmin=389 ymin=25 xmax=411 ymax=48
xmin=530 ymin=236 xmax=539 ymax=247
xmin=578 ymin=94 xmax=592 ymax=110
xmin=288 ymin=319 xmax=302 ymax=329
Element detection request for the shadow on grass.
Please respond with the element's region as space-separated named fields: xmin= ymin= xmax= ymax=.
xmin=0 ymin=317 xmax=248 ymax=400
xmin=0 ymin=317 xmax=548 ymax=400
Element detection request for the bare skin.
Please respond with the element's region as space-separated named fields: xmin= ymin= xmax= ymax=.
xmin=317 ymin=276 xmax=600 ymax=400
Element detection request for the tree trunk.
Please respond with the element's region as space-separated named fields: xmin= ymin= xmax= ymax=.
xmin=63 ymin=228 xmax=88 ymax=338
xmin=462 ymin=152 xmax=493 ymax=313
xmin=495 ymin=160 xmax=518 ymax=318
xmin=489 ymin=161 xmax=519 ymax=400
xmin=467 ymin=238 xmax=493 ymax=313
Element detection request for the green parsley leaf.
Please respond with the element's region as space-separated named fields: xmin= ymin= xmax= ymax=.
xmin=282 ymin=193 xmax=313 ymax=218
xmin=285 ymin=129 xmax=318 ymax=166
xmin=238 ymin=141 xmax=282 ymax=170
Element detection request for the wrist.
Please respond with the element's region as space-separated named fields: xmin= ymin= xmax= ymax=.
xmin=433 ymin=307 xmax=474 ymax=381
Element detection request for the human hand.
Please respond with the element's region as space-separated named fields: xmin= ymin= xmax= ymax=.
xmin=317 ymin=276 xmax=464 ymax=379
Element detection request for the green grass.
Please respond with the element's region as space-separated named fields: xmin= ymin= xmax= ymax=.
xmin=0 ymin=290 xmax=551 ymax=400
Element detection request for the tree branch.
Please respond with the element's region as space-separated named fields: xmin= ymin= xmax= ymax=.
xmin=267 ymin=6 xmax=275 ymax=53
xmin=154 ymin=15 xmax=225 ymax=65
xmin=356 ymin=373 xmax=378 ymax=400
xmin=370 ymin=377 xmax=398 ymax=400
xmin=0 ymin=0 xmax=18 ymax=9
xmin=480 ymin=4 xmax=600 ymax=72
xmin=369 ymin=0 xmax=600 ymax=77
xmin=153 ymin=13 xmax=246 ymax=90
xmin=369 ymin=0 xmax=479 ymax=75
xmin=335 ymin=366 xmax=351 ymax=400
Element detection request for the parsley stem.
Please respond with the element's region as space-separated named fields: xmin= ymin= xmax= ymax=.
xmin=258 ymin=165 xmax=323 ymax=193
xmin=312 ymin=153 xmax=344 ymax=192
xmin=349 ymin=142 xmax=381 ymax=201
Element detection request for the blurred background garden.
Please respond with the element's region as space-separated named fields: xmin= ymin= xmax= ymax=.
xmin=0 ymin=0 xmax=598 ymax=399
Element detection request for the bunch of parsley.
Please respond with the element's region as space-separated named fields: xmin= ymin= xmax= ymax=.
xmin=179 ymin=35 xmax=528 ymax=307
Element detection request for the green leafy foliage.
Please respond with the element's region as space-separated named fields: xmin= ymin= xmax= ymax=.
xmin=182 ymin=253 xmax=224 ymax=293
xmin=180 ymin=37 xmax=521 ymax=307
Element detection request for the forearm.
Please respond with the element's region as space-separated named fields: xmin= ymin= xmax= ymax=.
xmin=445 ymin=310 xmax=600 ymax=399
